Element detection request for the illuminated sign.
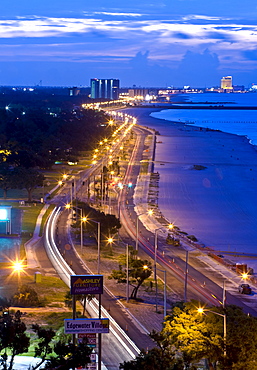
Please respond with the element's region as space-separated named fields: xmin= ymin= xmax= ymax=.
xmin=64 ymin=318 xmax=109 ymax=334
xmin=0 ymin=209 xmax=7 ymax=220
xmin=70 ymin=275 xmax=103 ymax=295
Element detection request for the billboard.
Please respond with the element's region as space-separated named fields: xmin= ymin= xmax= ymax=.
xmin=64 ymin=318 xmax=109 ymax=334
xmin=70 ymin=275 xmax=103 ymax=295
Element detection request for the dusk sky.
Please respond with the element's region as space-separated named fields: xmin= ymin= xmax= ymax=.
xmin=1 ymin=0 xmax=257 ymax=87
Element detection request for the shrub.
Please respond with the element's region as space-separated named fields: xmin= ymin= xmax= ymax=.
xmin=11 ymin=284 xmax=41 ymax=307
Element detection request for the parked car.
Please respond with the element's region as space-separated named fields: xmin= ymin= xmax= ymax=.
xmin=238 ymin=284 xmax=252 ymax=295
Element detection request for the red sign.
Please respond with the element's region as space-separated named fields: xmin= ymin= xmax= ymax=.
xmin=78 ymin=333 xmax=96 ymax=346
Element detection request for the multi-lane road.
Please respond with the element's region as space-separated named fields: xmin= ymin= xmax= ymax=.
xmin=117 ymin=123 xmax=257 ymax=316
xmin=44 ymin=115 xmax=257 ymax=368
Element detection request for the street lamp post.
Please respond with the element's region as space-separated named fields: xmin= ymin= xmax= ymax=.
xmin=154 ymin=224 xmax=173 ymax=312
xmin=126 ymin=244 xmax=129 ymax=303
xmin=65 ymin=204 xmax=85 ymax=253
xmin=82 ymin=217 xmax=101 ymax=370
xmin=184 ymin=251 xmax=227 ymax=304
xmin=90 ymin=220 xmax=101 ymax=274
xmin=136 ymin=209 xmax=154 ymax=251
xmin=184 ymin=247 xmax=198 ymax=303
xmin=155 ymin=267 xmax=167 ymax=318
xmin=184 ymin=250 xmax=189 ymax=302
xmin=197 ymin=307 xmax=227 ymax=358
xmin=154 ymin=227 xmax=164 ymax=312
xmin=80 ymin=216 xmax=87 ymax=254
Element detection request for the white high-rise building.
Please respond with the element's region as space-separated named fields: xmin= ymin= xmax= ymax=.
xmin=221 ymin=76 xmax=233 ymax=90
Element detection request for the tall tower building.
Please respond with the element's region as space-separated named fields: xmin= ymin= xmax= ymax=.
xmin=221 ymin=76 xmax=233 ymax=91
xmin=90 ymin=79 xmax=120 ymax=100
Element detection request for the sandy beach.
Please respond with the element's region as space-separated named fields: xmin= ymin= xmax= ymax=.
xmin=124 ymin=107 xmax=257 ymax=256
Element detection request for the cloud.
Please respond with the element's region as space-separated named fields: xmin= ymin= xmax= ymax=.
xmin=0 ymin=13 xmax=257 ymax=85
xmin=182 ymin=14 xmax=231 ymax=21
xmin=91 ymin=12 xmax=143 ymax=17
xmin=176 ymin=49 xmax=220 ymax=86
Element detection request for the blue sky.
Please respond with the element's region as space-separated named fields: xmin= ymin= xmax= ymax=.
xmin=1 ymin=0 xmax=257 ymax=87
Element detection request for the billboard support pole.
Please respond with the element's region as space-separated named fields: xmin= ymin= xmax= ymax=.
xmin=98 ymin=294 xmax=102 ymax=370
xmin=72 ymin=294 xmax=76 ymax=370
xmin=72 ymin=294 xmax=76 ymax=346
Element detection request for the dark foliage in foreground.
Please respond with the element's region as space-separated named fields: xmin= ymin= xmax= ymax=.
xmin=120 ymin=301 xmax=257 ymax=370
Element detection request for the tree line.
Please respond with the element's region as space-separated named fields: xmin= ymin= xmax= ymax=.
xmin=0 ymin=106 xmax=112 ymax=201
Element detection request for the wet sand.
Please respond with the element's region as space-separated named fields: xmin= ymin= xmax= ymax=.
xmin=124 ymin=107 xmax=257 ymax=255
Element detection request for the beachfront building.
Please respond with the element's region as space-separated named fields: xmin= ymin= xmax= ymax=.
xmin=221 ymin=76 xmax=233 ymax=91
xmin=90 ymin=78 xmax=120 ymax=100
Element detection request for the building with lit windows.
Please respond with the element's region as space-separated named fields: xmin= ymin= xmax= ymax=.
xmin=90 ymin=79 xmax=120 ymax=100
xmin=221 ymin=76 xmax=233 ymax=91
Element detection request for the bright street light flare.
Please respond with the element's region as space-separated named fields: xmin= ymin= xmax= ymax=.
xmin=12 ymin=260 xmax=25 ymax=273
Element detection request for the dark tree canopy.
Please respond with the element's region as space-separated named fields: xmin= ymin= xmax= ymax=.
xmin=11 ymin=167 xmax=45 ymax=202
xmin=73 ymin=201 xmax=121 ymax=239
xmin=42 ymin=340 xmax=92 ymax=370
xmin=0 ymin=310 xmax=30 ymax=370
xmin=0 ymin=309 xmax=93 ymax=370
xmin=0 ymin=107 xmax=113 ymax=169
xmin=0 ymin=105 xmax=114 ymax=200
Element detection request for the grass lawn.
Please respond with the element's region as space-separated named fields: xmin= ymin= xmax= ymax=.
xmin=0 ymin=273 xmax=68 ymax=302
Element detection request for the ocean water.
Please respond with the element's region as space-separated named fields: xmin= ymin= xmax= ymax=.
xmin=150 ymin=93 xmax=257 ymax=146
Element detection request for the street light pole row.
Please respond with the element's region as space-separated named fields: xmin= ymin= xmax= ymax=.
xmin=65 ymin=204 xmax=101 ymax=273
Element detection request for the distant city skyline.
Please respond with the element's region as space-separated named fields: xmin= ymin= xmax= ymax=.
xmin=1 ymin=0 xmax=257 ymax=87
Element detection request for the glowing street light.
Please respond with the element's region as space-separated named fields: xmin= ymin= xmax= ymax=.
xmin=65 ymin=204 xmax=85 ymax=253
xmin=197 ymin=307 xmax=227 ymax=358
xmin=144 ymin=264 xmax=167 ymax=318
xmin=10 ymin=258 xmax=26 ymax=281
xmin=107 ymin=237 xmax=114 ymax=244
xmin=12 ymin=260 xmax=25 ymax=274
xmin=241 ymin=272 xmax=249 ymax=280
xmin=117 ymin=182 xmax=123 ymax=190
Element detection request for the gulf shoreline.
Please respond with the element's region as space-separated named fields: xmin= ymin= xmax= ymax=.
xmin=123 ymin=107 xmax=257 ymax=256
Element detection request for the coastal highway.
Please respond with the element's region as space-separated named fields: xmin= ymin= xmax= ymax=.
xmin=117 ymin=120 xmax=257 ymax=316
xmin=57 ymin=110 xmax=257 ymax=315
xmin=44 ymin=206 xmax=155 ymax=369
xmin=43 ymin=111 xmax=257 ymax=369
